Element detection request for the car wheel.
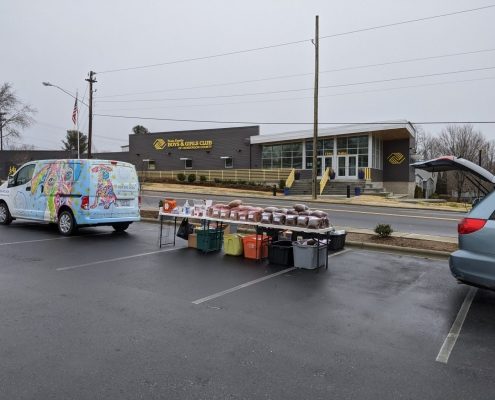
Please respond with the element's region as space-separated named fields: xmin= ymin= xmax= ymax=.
xmin=112 ymin=223 xmax=130 ymax=232
xmin=0 ymin=202 xmax=13 ymax=225
xmin=58 ymin=210 xmax=77 ymax=236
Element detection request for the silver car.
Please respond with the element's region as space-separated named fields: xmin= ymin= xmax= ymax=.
xmin=412 ymin=156 xmax=495 ymax=289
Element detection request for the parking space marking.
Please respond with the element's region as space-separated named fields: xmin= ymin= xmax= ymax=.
xmin=436 ymin=287 xmax=477 ymax=364
xmin=192 ymin=267 xmax=296 ymax=305
xmin=192 ymin=249 xmax=351 ymax=305
xmin=0 ymin=232 xmax=108 ymax=246
xmin=57 ymin=247 xmax=183 ymax=271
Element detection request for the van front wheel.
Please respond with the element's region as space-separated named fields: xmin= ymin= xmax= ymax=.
xmin=0 ymin=202 xmax=13 ymax=225
xmin=112 ymin=223 xmax=130 ymax=232
xmin=58 ymin=210 xmax=77 ymax=236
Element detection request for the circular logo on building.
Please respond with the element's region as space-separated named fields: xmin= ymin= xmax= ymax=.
xmin=153 ymin=138 xmax=167 ymax=150
xmin=387 ymin=152 xmax=406 ymax=165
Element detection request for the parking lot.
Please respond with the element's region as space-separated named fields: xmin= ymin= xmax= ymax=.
xmin=0 ymin=221 xmax=494 ymax=400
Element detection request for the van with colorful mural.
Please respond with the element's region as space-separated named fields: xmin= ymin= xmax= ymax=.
xmin=0 ymin=159 xmax=141 ymax=235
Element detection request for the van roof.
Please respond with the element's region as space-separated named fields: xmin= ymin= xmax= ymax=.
xmin=27 ymin=159 xmax=133 ymax=166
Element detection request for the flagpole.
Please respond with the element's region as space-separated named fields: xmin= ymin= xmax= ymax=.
xmin=73 ymin=91 xmax=79 ymax=159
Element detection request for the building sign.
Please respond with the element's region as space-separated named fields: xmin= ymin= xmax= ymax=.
xmin=387 ymin=152 xmax=406 ymax=165
xmin=153 ymin=138 xmax=213 ymax=151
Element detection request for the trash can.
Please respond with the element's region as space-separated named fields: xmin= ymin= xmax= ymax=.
xmin=354 ymin=186 xmax=361 ymax=196
xmin=293 ymin=241 xmax=326 ymax=269
xmin=283 ymin=187 xmax=290 ymax=196
xmin=268 ymin=241 xmax=294 ymax=266
xmin=328 ymin=230 xmax=346 ymax=251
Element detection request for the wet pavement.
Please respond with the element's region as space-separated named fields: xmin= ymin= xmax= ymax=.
xmin=0 ymin=220 xmax=493 ymax=399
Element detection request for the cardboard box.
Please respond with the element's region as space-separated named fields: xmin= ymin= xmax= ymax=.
xmin=188 ymin=233 xmax=197 ymax=248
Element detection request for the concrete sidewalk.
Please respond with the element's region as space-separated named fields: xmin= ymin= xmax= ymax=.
xmin=142 ymin=183 xmax=470 ymax=213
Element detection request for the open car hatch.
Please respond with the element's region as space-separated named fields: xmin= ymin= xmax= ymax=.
xmin=411 ymin=156 xmax=495 ymax=195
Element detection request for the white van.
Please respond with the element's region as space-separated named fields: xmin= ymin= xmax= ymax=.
xmin=0 ymin=159 xmax=141 ymax=235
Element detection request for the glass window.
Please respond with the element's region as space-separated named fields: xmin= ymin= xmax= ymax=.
xmin=14 ymin=164 xmax=35 ymax=186
xmin=261 ymin=142 xmax=302 ymax=169
xmin=147 ymin=160 xmax=156 ymax=170
xmin=337 ymin=138 xmax=347 ymax=155
xmin=184 ymin=159 xmax=192 ymax=169
xmin=224 ymin=157 xmax=233 ymax=169
xmin=262 ymin=159 xmax=271 ymax=169
xmin=358 ymin=155 xmax=368 ymax=168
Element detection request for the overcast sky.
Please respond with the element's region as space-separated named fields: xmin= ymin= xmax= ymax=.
xmin=1 ymin=0 xmax=494 ymax=152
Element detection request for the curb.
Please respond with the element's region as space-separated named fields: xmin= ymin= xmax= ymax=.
xmin=345 ymin=240 xmax=451 ymax=258
xmin=141 ymin=187 xmax=468 ymax=214
xmin=138 ymin=218 xmax=451 ymax=258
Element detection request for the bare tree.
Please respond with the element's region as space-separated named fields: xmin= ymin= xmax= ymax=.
xmin=434 ymin=124 xmax=487 ymax=201
xmin=412 ymin=125 xmax=439 ymax=161
xmin=0 ymin=83 xmax=37 ymax=150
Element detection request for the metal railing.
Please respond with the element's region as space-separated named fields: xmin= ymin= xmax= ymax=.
xmin=139 ymin=168 xmax=292 ymax=184
xmin=285 ymin=168 xmax=296 ymax=188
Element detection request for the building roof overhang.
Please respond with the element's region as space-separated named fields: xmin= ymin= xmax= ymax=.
xmin=249 ymin=120 xmax=415 ymax=145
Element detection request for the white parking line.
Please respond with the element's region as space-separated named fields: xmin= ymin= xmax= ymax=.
xmin=192 ymin=267 xmax=296 ymax=305
xmin=0 ymin=232 xmax=108 ymax=246
xmin=436 ymin=287 xmax=477 ymax=364
xmin=57 ymin=247 xmax=183 ymax=271
xmin=192 ymin=249 xmax=351 ymax=305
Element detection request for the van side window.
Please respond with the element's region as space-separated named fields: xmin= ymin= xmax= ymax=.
xmin=13 ymin=164 xmax=35 ymax=186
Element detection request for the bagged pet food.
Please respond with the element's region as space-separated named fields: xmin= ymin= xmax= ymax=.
xmin=261 ymin=212 xmax=273 ymax=224
xmin=230 ymin=208 xmax=240 ymax=220
xmin=298 ymin=211 xmax=310 ymax=216
xmin=220 ymin=208 xmax=231 ymax=219
xmin=310 ymin=210 xmax=328 ymax=218
xmin=228 ymin=199 xmax=243 ymax=208
xmin=293 ymin=203 xmax=309 ymax=212
xmin=212 ymin=208 xmax=222 ymax=218
xmin=286 ymin=214 xmax=297 ymax=226
xmin=238 ymin=210 xmax=249 ymax=222
xmin=272 ymin=212 xmax=286 ymax=225
xmin=286 ymin=209 xmax=298 ymax=215
xmin=307 ymin=216 xmax=323 ymax=229
xmin=247 ymin=210 xmax=262 ymax=223
xmin=297 ymin=216 xmax=309 ymax=227
xmin=263 ymin=206 xmax=279 ymax=213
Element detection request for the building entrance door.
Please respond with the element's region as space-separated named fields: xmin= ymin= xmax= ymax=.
xmin=337 ymin=155 xmax=358 ymax=178
xmin=317 ymin=156 xmax=333 ymax=177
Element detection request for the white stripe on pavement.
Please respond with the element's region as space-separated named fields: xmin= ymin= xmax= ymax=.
xmin=192 ymin=267 xmax=296 ymax=305
xmin=192 ymin=249 xmax=351 ymax=305
xmin=57 ymin=247 xmax=183 ymax=271
xmin=0 ymin=232 xmax=108 ymax=246
xmin=436 ymin=287 xmax=477 ymax=364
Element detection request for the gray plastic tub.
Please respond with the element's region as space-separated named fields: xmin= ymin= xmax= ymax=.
xmin=292 ymin=241 xmax=327 ymax=269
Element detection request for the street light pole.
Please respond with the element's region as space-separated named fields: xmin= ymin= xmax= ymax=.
xmin=311 ymin=15 xmax=319 ymax=200
xmin=85 ymin=71 xmax=97 ymax=159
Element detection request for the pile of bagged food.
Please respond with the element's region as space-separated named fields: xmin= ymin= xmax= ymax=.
xmin=207 ymin=200 xmax=330 ymax=229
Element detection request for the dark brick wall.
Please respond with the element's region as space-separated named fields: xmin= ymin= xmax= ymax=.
xmin=129 ymin=126 xmax=259 ymax=170
xmin=93 ymin=152 xmax=130 ymax=163
xmin=0 ymin=150 xmax=74 ymax=179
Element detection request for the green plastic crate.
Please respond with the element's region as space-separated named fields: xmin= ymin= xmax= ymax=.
xmin=197 ymin=229 xmax=224 ymax=253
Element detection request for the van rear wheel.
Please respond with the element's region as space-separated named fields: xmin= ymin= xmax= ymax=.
xmin=58 ymin=210 xmax=77 ymax=236
xmin=112 ymin=223 xmax=130 ymax=232
xmin=0 ymin=202 xmax=12 ymax=225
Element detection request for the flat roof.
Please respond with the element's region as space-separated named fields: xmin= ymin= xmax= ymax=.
xmin=250 ymin=120 xmax=415 ymax=144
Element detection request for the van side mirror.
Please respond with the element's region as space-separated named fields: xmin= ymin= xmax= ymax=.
xmin=7 ymin=175 xmax=15 ymax=188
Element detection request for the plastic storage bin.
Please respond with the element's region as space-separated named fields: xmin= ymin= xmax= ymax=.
xmin=328 ymin=230 xmax=347 ymax=251
xmin=197 ymin=229 xmax=224 ymax=253
xmin=293 ymin=241 xmax=327 ymax=269
xmin=268 ymin=241 xmax=294 ymax=266
xmin=242 ymin=235 xmax=270 ymax=260
xmin=224 ymin=234 xmax=244 ymax=256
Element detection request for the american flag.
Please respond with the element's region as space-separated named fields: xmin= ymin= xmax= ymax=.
xmin=72 ymin=93 xmax=78 ymax=125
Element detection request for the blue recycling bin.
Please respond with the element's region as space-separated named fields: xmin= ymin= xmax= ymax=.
xmin=283 ymin=187 xmax=290 ymax=196
xmin=354 ymin=186 xmax=361 ymax=196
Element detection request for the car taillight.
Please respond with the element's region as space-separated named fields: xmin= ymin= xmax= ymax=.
xmin=458 ymin=218 xmax=487 ymax=234
xmin=81 ymin=196 xmax=89 ymax=210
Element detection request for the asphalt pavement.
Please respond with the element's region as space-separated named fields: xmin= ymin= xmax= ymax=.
xmin=142 ymin=190 xmax=464 ymax=237
xmin=0 ymin=220 xmax=493 ymax=399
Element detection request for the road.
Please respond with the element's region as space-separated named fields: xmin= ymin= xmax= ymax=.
xmin=142 ymin=190 xmax=465 ymax=237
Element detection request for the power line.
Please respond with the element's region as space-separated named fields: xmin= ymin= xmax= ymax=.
xmin=96 ymin=4 xmax=495 ymax=74
xmin=95 ymin=65 xmax=495 ymax=103
xmin=95 ymin=76 xmax=495 ymax=112
xmin=96 ymin=47 xmax=495 ymax=99
xmin=94 ymin=113 xmax=495 ymax=125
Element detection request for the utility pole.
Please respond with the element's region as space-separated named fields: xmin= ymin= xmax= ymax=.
xmin=85 ymin=71 xmax=97 ymax=159
xmin=311 ymin=15 xmax=319 ymax=200
xmin=0 ymin=112 xmax=4 ymax=151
